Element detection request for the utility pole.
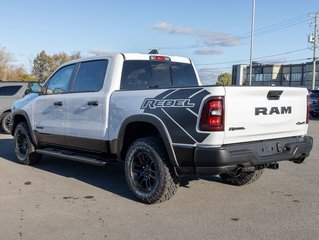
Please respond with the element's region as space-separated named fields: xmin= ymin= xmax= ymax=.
xmin=249 ymin=0 xmax=256 ymax=86
xmin=310 ymin=13 xmax=318 ymax=90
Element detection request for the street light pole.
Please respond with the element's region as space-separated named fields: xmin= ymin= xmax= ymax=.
xmin=249 ymin=0 xmax=256 ymax=86
xmin=311 ymin=13 xmax=318 ymax=90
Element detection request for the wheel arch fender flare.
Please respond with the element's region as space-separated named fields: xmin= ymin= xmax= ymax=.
xmin=11 ymin=110 xmax=38 ymax=145
xmin=116 ymin=114 xmax=179 ymax=167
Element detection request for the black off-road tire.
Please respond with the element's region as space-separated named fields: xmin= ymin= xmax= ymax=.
xmin=14 ymin=122 xmax=41 ymax=165
xmin=125 ymin=137 xmax=179 ymax=204
xmin=219 ymin=169 xmax=263 ymax=186
xmin=1 ymin=112 xmax=11 ymax=134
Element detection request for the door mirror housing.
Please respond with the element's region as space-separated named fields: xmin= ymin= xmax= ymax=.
xmin=26 ymin=82 xmax=41 ymax=94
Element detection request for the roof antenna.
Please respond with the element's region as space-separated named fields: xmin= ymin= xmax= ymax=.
xmin=149 ymin=49 xmax=159 ymax=54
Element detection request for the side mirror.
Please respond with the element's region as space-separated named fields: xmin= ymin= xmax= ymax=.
xmin=27 ymin=82 xmax=42 ymax=94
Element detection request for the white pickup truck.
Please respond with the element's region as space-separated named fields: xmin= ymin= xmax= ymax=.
xmin=10 ymin=53 xmax=313 ymax=203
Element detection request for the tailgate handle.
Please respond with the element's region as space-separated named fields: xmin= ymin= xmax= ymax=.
xmin=267 ymin=90 xmax=283 ymax=100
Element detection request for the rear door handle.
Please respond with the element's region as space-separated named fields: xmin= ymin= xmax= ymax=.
xmin=54 ymin=101 xmax=63 ymax=106
xmin=87 ymin=101 xmax=99 ymax=106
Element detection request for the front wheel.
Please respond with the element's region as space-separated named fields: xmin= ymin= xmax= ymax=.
xmin=14 ymin=122 xmax=41 ymax=165
xmin=125 ymin=137 xmax=179 ymax=204
xmin=219 ymin=169 xmax=263 ymax=186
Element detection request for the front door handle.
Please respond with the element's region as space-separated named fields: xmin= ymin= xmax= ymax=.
xmin=87 ymin=101 xmax=99 ymax=106
xmin=54 ymin=101 xmax=63 ymax=106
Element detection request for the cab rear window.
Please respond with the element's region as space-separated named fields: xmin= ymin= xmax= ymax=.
xmin=120 ymin=60 xmax=198 ymax=90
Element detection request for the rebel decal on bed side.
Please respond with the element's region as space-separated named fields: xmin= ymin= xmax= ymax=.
xmin=142 ymin=88 xmax=210 ymax=144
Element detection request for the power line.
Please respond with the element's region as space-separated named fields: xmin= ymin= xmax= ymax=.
xmin=194 ymin=47 xmax=310 ymax=65
xmin=157 ymin=14 xmax=310 ymax=50
xmin=214 ymin=15 xmax=309 ymax=43
xmin=252 ymin=14 xmax=308 ymax=33
xmin=195 ymin=58 xmax=313 ymax=72
xmin=199 ymin=66 xmax=233 ymax=70
xmin=263 ymin=57 xmax=311 ymax=64
xmin=226 ymin=14 xmax=309 ymax=40
xmin=253 ymin=18 xmax=309 ymax=37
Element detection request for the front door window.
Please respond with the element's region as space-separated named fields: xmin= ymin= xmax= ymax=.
xmin=46 ymin=64 xmax=76 ymax=94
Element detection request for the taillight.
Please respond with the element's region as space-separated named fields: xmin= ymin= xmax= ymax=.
xmin=199 ymin=97 xmax=224 ymax=131
xmin=306 ymin=95 xmax=309 ymax=124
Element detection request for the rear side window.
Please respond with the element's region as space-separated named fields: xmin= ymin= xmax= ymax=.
xmin=73 ymin=60 xmax=108 ymax=92
xmin=120 ymin=60 xmax=198 ymax=90
xmin=0 ymin=86 xmax=22 ymax=96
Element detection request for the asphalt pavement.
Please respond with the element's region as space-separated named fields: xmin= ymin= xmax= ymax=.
xmin=0 ymin=120 xmax=318 ymax=240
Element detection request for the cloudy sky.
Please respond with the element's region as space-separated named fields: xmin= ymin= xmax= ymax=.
xmin=1 ymin=0 xmax=317 ymax=84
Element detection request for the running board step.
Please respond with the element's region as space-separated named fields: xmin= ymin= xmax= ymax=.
xmin=36 ymin=149 xmax=108 ymax=166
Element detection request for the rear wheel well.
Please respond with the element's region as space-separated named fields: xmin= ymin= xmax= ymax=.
xmin=120 ymin=122 xmax=163 ymax=161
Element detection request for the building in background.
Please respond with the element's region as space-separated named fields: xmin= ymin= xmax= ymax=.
xmin=232 ymin=61 xmax=319 ymax=89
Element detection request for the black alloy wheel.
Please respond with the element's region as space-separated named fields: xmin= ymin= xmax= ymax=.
xmin=125 ymin=137 xmax=179 ymax=204
xmin=14 ymin=122 xmax=41 ymax=165
xmin=15 ymin=129 xmax=28 ymax=159
xmin=131 ymin=150 xmax=158 ymax=193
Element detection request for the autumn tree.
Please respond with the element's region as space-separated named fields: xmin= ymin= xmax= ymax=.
xmin=216 ymin=72 xmax=232 ymax=86
xmin=32 ymin=50 xmax=81 ymax=82
xmin=69 ymin=51 xmax=81 ymax=60
xmin=0 ymin=45 xmax=35 ymax=81
xmin=1 ymin=46 xmax=82 ymax=82
xmin=8 ymin=66 xmax=36 ymax=81
xmin=0 ymin=45 xmax=12 ymax=80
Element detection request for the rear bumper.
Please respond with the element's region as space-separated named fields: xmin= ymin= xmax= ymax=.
xmin=175 ymin=136 xmax=313 ymax=176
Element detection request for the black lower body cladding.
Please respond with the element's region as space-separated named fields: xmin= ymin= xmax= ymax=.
xmin=175 ymin=136 xmax=313 ymax=176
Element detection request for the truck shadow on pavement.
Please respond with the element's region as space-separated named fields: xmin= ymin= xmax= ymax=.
xmin=0 ymin=137 xmax=222 ymax=202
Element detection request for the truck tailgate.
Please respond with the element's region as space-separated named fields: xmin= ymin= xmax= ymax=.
xmin=223 ymin=87 xmax=308 ymax=144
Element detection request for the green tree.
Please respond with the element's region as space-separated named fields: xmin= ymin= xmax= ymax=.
xmin=32 ymin=51 xmax=53 ymax=82
xmin=32 ymin=50 xmax=81 ymax=82
xmin=216 ymin=72 xmax=232 ymax=86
